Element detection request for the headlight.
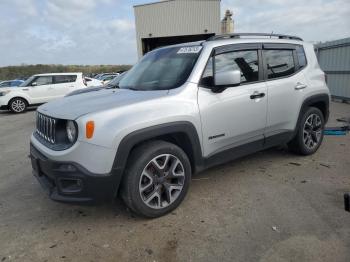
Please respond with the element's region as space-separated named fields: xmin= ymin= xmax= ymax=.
xmin=0 ymin=90 xmax=11 ymax=96
xmin=66 ymin=120 xmax=77 ymax=143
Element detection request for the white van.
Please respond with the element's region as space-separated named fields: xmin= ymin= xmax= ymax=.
xmin=0 ymin=73 xmax=86 ymax=113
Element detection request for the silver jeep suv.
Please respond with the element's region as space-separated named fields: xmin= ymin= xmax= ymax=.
xmin=30 ymin=33 xmax=330 ymax=217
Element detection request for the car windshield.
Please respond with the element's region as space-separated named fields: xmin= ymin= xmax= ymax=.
xmin=0 ymin=82 xmax=10 ymax=88
xmin=20 ymin=76 xmax=35 ymax=87
xmin=119 ymin=46 xmax=202 ymax=91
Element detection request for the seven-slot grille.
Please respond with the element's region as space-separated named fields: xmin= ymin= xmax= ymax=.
xmin=36 ymin=112 xmax=56 ymax=144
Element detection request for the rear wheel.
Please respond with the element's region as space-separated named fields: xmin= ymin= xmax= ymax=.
xmin=121 ymin=141 xmax=191 ymax=218
xmin=9 ymin=98 xmax=27 ymax=113
xmin=288 ymin=107 xmax=325 ymax=155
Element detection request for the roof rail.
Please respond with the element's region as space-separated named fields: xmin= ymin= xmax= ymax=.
xmin=207 ymin=33 xmax=303 ymax=41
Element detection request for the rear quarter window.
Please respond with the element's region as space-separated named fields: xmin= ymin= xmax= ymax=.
xmin=296 ymin=45 xmax=307 ymax=70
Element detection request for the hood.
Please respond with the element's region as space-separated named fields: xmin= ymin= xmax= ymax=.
xmin=0 ymin=86 xmax=23 ymax=92
xmin=65 ymin=86 xmax=104 ymax=97
xmin=38 ymin=88 xmax=169 ymax=120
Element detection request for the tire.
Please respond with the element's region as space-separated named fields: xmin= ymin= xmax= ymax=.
xmin=9 ymin=97 xmax=27 ymax=113
xmin=288 ymin=107 xmax=325 ymax=155
xmin=120 ymin=140 xmax=192 ymax=218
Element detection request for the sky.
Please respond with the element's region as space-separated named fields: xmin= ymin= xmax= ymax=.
xmin=0 ymin=0 xmax=349 ymax=66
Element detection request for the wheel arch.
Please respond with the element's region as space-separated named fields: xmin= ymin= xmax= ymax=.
xmin=293 ymin=93 xmax=330 ymax=137
xmin=301 ymin=94 xmax=329 ymax=122
xmin=8 ymin=96 xmax=30 ymax=107
xmin=112 ymin=122 xmax=204 ymax=182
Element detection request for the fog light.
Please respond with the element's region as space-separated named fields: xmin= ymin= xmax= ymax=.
xmin=59 ymin=178 xmax=83 ymax=193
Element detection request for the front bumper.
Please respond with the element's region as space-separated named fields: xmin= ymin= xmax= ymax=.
xmin=30 ymin=143 xmax=123 ymax=204
xmin=0 ymin=97 xmax=8 ymax=110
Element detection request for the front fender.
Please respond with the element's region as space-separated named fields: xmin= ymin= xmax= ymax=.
xmin=6 ymin=91 xmax=32 ymax=105
xmin=112 ymin=121 xmax=204 ymax=174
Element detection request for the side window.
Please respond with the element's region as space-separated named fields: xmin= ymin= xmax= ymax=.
xmin=54 ymin=75 xmax=77 ymax=84
xmin=34 ymin=76 xmax=53 ymax=86
xmin=200 ymin=50 xmax=259 ymax=86
xmin=264 ymin=49 xmax=295 ymax=79
xmin=296 ymin=45 xmax=307 ymax=70
xmin=216 ymin=50 xmax=259 ymax=84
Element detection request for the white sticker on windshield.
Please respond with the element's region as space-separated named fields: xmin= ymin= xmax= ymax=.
xmin=177 ymin=46 xmax=202 ymax=54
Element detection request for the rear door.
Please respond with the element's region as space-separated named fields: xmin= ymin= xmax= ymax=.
xmin=198 ymin=44 xmax=268 ymax=157
xmin=263 ymin=44 xmax=308 ymax=141
xmin=52 ymin=75 xmax=78 ymax=98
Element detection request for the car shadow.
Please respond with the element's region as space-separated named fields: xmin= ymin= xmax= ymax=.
xmin=0 ymin=108 xmax=37 ymax=116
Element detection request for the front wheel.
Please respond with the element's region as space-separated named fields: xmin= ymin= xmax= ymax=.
xmin=9 ymin=98 xmax=27 ymax=113
xmin=288 ymin=107 xmax=325 ymax=155
xmin=120 ymin=141 xmax=191 ymax=218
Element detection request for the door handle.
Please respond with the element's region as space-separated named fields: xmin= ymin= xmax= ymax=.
xmin=295 ymin=82 xmax=307 ymax=90
xmin=250 ymin=91 xmax=265 ymax=100
xmin=48 ymin=87 xmax=54 ymax=90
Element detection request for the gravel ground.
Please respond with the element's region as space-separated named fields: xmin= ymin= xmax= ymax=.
xmin=0 ymin=102 xmax=349 ymax=262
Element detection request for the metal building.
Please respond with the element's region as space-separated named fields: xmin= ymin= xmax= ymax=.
xmin=134 ymin=0 xmax=221 ymax=58
xmin=315 ymin=37 xmax=350 ymax=101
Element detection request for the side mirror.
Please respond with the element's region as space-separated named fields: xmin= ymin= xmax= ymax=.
xmin=31 ymin=82 xmax=37 ymax=86
xmin=214 ymin=70 xmax=241 ymax=87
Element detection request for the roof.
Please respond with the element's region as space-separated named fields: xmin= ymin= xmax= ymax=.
xmin=34 ymin=72 xmax=83 ymax=76
xmin=147 ymin=37 xmax=309 ymax=55
xmin=134 ymin=0 xmax=220 ymax=8
xmin=202 ymin=37 xmax=307 ymax=49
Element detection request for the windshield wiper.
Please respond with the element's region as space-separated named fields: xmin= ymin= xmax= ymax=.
xmin=105 ymin=83 xmax=119 ymax=89
xmin=125 ymin=87 xmax=140 ymax=91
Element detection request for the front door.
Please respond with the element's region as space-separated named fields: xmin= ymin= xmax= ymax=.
xmin=198 ymin=45 xmax=268 ymax=157
xmin=27 ymin=76 xmax=54 ymax=104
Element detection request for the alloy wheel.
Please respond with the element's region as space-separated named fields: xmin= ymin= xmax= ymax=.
xmin=303 ymin=113 xmax=322 ymax=150
xmin=11 ymin=99 xmax=26 ymax=113
xmin=139 ymin=154 xmax=185 ymax=209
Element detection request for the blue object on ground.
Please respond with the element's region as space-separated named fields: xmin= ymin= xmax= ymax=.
xmin=324 ymin=124 xmax=349 ymax=136
xmin=324 ymin=130 xmax=347 ymax=136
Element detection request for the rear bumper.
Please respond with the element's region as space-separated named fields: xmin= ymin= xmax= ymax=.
xmin=30 ymin=143 xmax=123 ymax=204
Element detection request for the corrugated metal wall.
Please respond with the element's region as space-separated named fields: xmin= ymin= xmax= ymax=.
xmin=315 ymin=38 xmax=350 ymax=100
xmin=134 ymin=0 xmax=221 ymax=57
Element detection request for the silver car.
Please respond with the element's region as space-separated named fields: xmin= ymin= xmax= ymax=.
xmin=30 ymin=33 xmax=330 ymax=218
